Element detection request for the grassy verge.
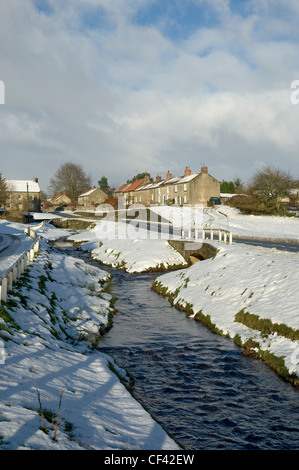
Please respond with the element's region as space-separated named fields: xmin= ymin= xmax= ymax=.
xmin=235 ymin=309 xmax=299 ymax=341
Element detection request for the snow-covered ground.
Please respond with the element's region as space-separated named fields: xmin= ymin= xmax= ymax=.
xmin=150 ymin=205 xmax=299 ymax=241
xmin=1 ymin=205 xmax=299 ymax=450
xmin=0 ymin=221 xmax=180 ymax=450
xmin=68 ymin=221 xmax=188 ymax=273
xmin=0 ymin=220 xmax=35 ymax=277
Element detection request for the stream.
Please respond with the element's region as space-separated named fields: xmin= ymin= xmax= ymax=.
xmin=56 ymin=244 xmax=299 ymax=450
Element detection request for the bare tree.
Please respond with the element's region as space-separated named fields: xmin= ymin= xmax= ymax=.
xmin=48 ymin=162 xmax=92 ymax=201
xmin=0 ymin=172 xmax=9 ymax=208
xmin=248 ymin=165 xmax=294 ymax=212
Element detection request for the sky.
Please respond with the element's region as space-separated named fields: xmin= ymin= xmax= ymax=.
xmin=0 ymin=0 xmax=299 ymax=193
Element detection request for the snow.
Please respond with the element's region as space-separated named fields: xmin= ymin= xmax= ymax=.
xmin=68 ymin=220 xmax=187 ymax=273
xmin=1 ymin=205 xmax=299 ymax=449
xmin=0 ymin=225 xmax=180 ymax=450
xmin=6 ymin=180 xmax=40 ymax=193
xmin=150 ymin=205 xmax=299 ymax=241
xmin=0 ymin=220 xmax=34 ymax=278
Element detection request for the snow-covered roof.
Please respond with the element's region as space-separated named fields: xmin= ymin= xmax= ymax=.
xmin=7 ymin=180 xmax=40 ymax=193
xmin=78 ymin=188 xmax=98 ymax=198
xmin=178 ymin=173 xmax=199 ymax=184
xmin=220 ymin=193 xmax=237 ymax=198
xmin=135 ymin=174 xmax=199 ymax=190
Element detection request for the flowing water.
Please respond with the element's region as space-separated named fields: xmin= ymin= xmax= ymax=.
xmin=58 ymin=244 xmax=299 ymax=450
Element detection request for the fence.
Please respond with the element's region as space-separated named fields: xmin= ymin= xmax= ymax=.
xmin=180 ymin=227 xmax=233 ymax=245
xmin=0 ymin=222 xmax=44 ymax=304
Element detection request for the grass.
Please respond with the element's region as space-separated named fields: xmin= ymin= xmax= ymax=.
xmin=234 ymin=335 xmax=299 ymax=387
xmin=235 ymin=309 xmax=299 ymax=341
xmin=33 ymin=376 xmax=66 ymax=440
xmin=0 ymin=304 xmax=20 ymax=331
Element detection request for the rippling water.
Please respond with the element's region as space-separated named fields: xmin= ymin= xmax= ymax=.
xmin=99 ymin=269 xmax=299 ymax=450
xmin=59 ymin=246 xmax=299 ymax=450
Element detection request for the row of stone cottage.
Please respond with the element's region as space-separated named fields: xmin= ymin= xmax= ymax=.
xmin=114 ymin=166 xmax=220 ymax=207
xmin=1 ymin=167 xmax=220 ymax=214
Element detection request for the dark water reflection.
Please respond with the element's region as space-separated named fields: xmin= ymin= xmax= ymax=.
xmin=59 ymin=246 xmax=299 ymax=450
xmin=99 ymin=269 xmax=299 ymax=450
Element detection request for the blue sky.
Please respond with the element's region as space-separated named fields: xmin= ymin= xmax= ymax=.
xmin=0 ymin=0 xmax=299 ymax=192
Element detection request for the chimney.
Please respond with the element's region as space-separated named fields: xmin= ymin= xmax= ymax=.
xmin=156 ymin=174 xmax=162 ymax=183
xmin=144 ymin=173 xmax=150 ymax=183
xmin=201 ymin=166 xmax=208 ymax=174
xmin=166 ymin=170 xmax=172 ymax=180
xmin=34 ymin=176 xmax=38 ymax=183
xmin=184 ymin=167 xmax=191 ymax=176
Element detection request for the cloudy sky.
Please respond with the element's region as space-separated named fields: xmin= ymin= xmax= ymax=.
xmin=0 ymin=0 xmax=299 ymax=193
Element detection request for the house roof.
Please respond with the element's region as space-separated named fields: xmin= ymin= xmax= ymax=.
xmin=78 ymin=187 xmax=108 ymax=198
xmin=115 ymin=183 xmax=130 ymax=193
xmin=51 ymin=192 xmax=70 ymax=202
xmin=123 ymin=179 xmax=145 ymax=192
xmin=7 ymin=180 xmax=40 ymax=193
xmin=135 ymin=173 xmax=199 ymax=191
xmin=78 ymin=188 xmax=97 ymax=198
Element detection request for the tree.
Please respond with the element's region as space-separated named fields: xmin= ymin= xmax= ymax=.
xmin=48 ymin=162 xmax=92 ymax=201
xmin=248 ymin=165 xmax=294 ymax=212
xmin=233 ymin=177 xmax=244 ymax=193
xmin=220 ymin=180 xmax=236 ymax=193
xmin=98 ymin=176 xmax=111 ymax=196
xmin=127 ymin=172 xmax=152 ymax=183
xmin=0 ymin=172 xmax=8 ymax=208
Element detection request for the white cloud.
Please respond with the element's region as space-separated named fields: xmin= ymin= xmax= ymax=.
xmin=0 ymin=0 xmax=298 ymax=192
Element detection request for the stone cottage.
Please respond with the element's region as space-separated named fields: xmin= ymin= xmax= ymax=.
xmin=115 ymin=167 xmax=220 ymax=207
xmin=6 ymin=177 xmax=41 ymax=212
xmin=78 ymin=187 xmax=108 ymax=208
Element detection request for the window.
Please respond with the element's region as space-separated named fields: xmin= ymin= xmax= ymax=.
xmin=184 ymin=184 xmax=187 ymax=191
xmin=175 ymin=185 xmax=178 ymax=192
xmin=175 ymin=196 xmax=178 ymax=204
xmin=167 ymin=186 xmax=169 ymax=195
xmin=184 ymin=195 xmax=187 ymax=203
xmin=18 ymin=194 xmax=22 ymax=199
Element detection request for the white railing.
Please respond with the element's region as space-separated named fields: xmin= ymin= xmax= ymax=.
xmin=180 ymin=227 xmax=233 ymax=245
xmin=0 ymin=222 xmax=44 ymax=304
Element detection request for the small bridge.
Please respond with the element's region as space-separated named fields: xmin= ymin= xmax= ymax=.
xmin=169 ymin=228 xmax=233 ymax=264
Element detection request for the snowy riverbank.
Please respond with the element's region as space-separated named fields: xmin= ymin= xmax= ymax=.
xmin=0 ymin=223 xmax=180 ymax=450
xmin=153 ymin=241 xmax=299 ymax=384
xmin=67 ymin=221 xmax=188 ymax=273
